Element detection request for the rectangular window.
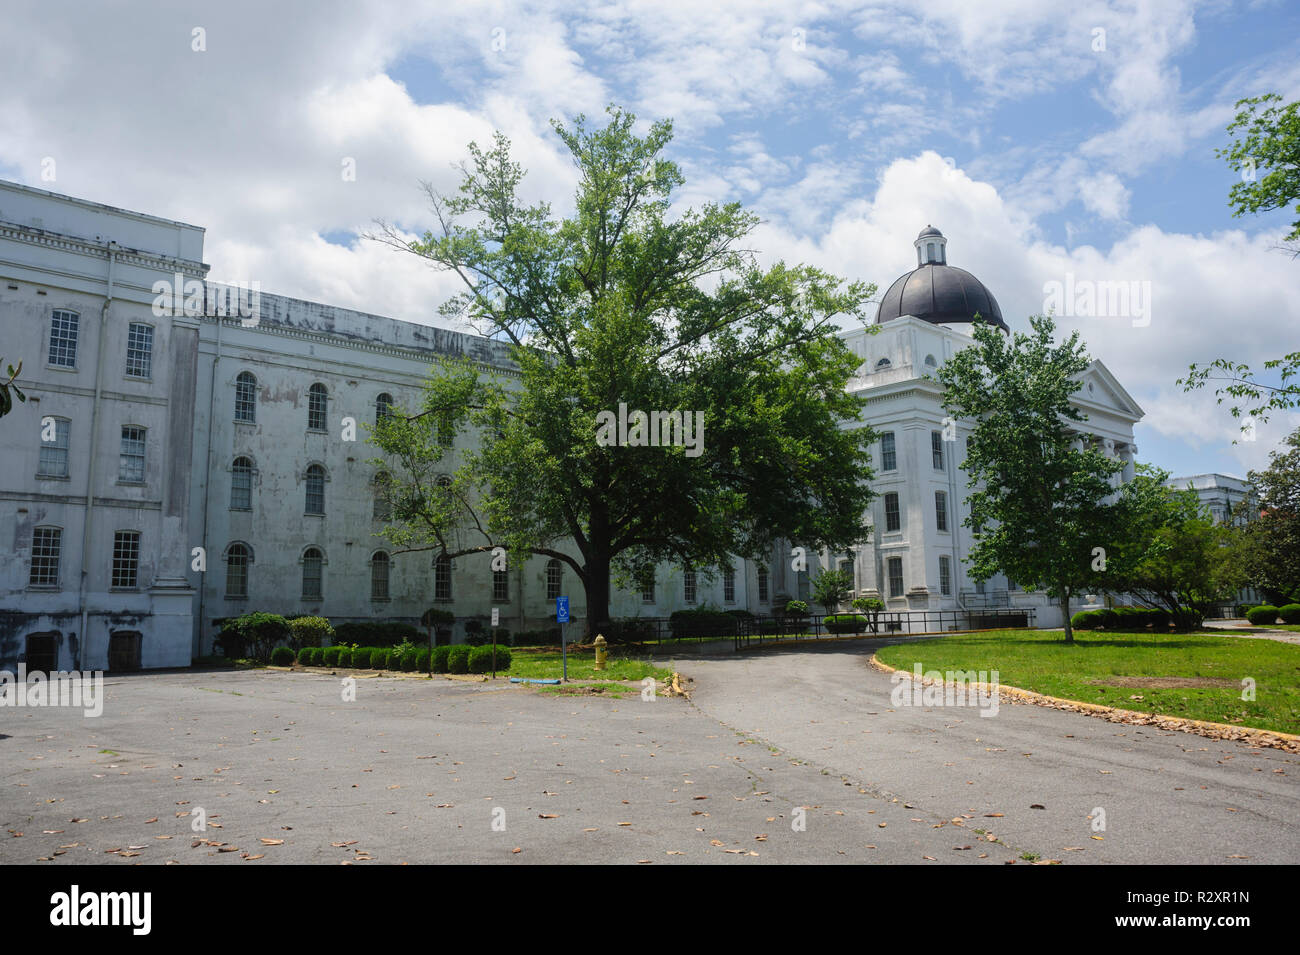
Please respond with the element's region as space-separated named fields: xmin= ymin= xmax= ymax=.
xmin=939 ymin=555 xmax=952 ymax=596
xmin=48 ymin=310 xmax=79 ymax=367
xmin=641 ymin=578 xmax=655 ymax=604
xmin=371 ymin=555 xmax=390 ymax=601
xmin=30 ymin=527 xmax=62 ymax=586
xmin=493 ymin=568 xmax=509 ymax=602
xmin=112 ymin=531 xmax=141 ymax=588
xmin=546 ymin=561 xmax=562 ymax=601
xmin=881 ymin=432 xmax=896 ymax=471
xmin=126 ymin=323 xmax=153 ymax=378
xmin=435 ymin=556 xmax=452 ymax=603
xmin=684 ymin=569 xmax=697 ymax=604
xmin=38 ymin=418 xmax=70 ymax=477
xmin=723 ymin=568 xmax=735 ymax=603
xmin=119 ymin=426 xmax=146 ymax=483
xmin=757 ymin=567 xmax=769 ymax=603
xmin=932 ymin=430 xmax=945 ymax=470
xmin=884 ymin=492 xmax=901 ymax=532
xmin=935 ymin=490 xmax=948 ymax=532
xmin=887 ymin=557 xmax=904 ymax=598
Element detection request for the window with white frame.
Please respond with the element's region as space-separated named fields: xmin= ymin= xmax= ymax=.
xmin=881 ymin=432 xmax=896 ymax=471
xmin=112 ymin=531 xmax=141 ymax=588
xmin=683 ymin=568 xmax=697 ymax=604
xmin=939 ymin=555 xmax=952 ymax=596
xmin=226 ymin=543 xmax=250 ymax=598
xmin=308 ymin=383 xmax=328 ymax=431
xmin=304 ymin=464 xmax=325 ymax=515
xmin=235 ymin=372 xmax=257 ymax=422
xmin=371 ymin=552 xmax=390 ymax=600
xmin=757 ymin=566 xmax=769 ymax=603
xmin=546 ymin=558 xmax=562 ymax=600
xmin=38 ymin=417 xmax=70 ymax=477
xmin=887 ymin=557 xmax=904 ymax=597
xmin=931 ymin=430 xmax=944 ymax=470
xmin=48 ymin=310 xmax=79 ymax=367
xmin=125 ymin=323 xmax=153 ymax=378
xmin=231 ymin=457 xmax=253 ymax=510
xmin=935 ymin=490 xmax=948 ymax=532
xmin=375 ymin=392 xmax=393 ymax=425
xmin=640 ymin=574 xmax=655 ymax=604
xmin=723 ymin=567 xmax=735 ymax=603
xmin=119 ymin=426 xmax=146 ymax=483
xmin=884 ymin=492 xmax=901 ymax=532
xmin=493 ymin=565 xmax=509 ymax=602
xmin=30 ymin=527 xmax=62 ymax=586
xmin=302 ymin=548 xmax=324 ymax=600
xmin=434 ymin=553 xmax=452 ymax=603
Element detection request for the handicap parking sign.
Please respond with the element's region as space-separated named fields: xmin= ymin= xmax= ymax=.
xmin=556 ymin=596 xmax=569 ymax=623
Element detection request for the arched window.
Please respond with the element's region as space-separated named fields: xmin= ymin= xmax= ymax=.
xmin=308 ymin=383 xmax=328 ymax=431
xmin=683 ymin=567 xmax=696 ymax=604
xmin=434 ymin=553 xmax=452 ymax=603
xmin=875 ymin=357 xmax=891 ymax=370
xmin=924 ymin=354 xmax=937 ymax=368
xmin=546 ymin=558 xmax=563 ymax=600
xmin=375 ymin=393 xmax=393 ymax=425
xmin=302 ymin=547 xmax=323 ymax=600
xmin=371 ymin=552 xmax=390 ymax=600
xmin=372 ymin=471 xmax=392 ymax=521
xmin=225 ymin=542 xmax=250 ymax=598
xmin=231 ymin=457 xmax=253 ymax=510
xmin=305 ymin=464 xmax=325 ymax=515
xmin=235 ymin=372 xmax=257 ymax=422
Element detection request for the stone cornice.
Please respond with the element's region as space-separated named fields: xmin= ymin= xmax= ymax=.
xmin=0 ymin=220 xmax=207 ymax=278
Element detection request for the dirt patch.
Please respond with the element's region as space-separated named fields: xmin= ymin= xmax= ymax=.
xmin=1091 ymin=676 xmax=1238 ymax=689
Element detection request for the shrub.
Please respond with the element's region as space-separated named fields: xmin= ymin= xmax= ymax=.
xmin=349 ymin=647 xmax=373 ymax=669
xmin=322 ymin=646 xmax=341 ymax=667
xmin=597 ymin=618 xmax=659 ymax=643
xmin=332 ymin=622 xmax=421 ymax=647
xmin=431 ymin=646 xmax=452 ymax=673
xmin=287 ymin=615 xmax=334 ymax=651
xmin=669 ymin=608 xmax=735 ymax=639
xmin=784 ymin=600 xmax=810 ymax=617
xmin=337 ymin=648 xmax=354 ymax=668
xmin=1278 ymin=603 xmax=1300 ymax=625
xmin=1246 ymin=605 xmax=1279 ymax=626
xmin=380 ymin=648 xmax=398 ymax=670
xmin=270 ymin=646 xmax=295 ymax=666
xmin=296 ymin=646 xmax=319 ymax=666
xmin=469 ymin=644 xmax=512 ymax=673
xmin=448 ymin=645 xmax=471 ymax=674
xmin=1070 ymin=610 xmax=1102 ymax=630
xmin=399 ymin=648 xmax=419 ymax=671
xmin=412 ymin=649 xmax=430 ymax=672
xmin=464 ymin=620 xmax=487 ymax=646
xmin=823 ymin=614 xmax=869 ymax=634
xmin=214 ymin=612 xmax=291 ymax=661
xmin=370 ymin=648 xmax=388 ymax=669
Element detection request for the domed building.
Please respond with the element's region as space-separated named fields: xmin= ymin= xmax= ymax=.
xmin=768 ymin=226 xmax=1145 ymax=629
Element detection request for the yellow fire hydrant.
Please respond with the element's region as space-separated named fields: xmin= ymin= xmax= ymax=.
xmin=593 ymin=634 xmax=607 ymax=671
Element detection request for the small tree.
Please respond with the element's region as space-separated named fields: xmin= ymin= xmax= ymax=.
xmin=937 ymin=314 xmax=1125 ymax=643
xmin=852 ymin=595 xmax=884 ymax=633
xmin=1240 ymin=427 xmax=1300 ymax=602
xmin=287 ymin=616 xmax=334 ymax=652
xmin=811 ymin=567 xmax=853 ymax=616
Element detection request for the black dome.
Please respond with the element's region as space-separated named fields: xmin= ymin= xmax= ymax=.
xmin=876 ymin=261 xmax=1007 ymax=331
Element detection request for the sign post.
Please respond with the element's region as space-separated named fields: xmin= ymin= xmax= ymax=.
xmin=556 ymin=596 xmax=570 ymax=682
xmin=491 ymin=607 xmax=500 ymax=678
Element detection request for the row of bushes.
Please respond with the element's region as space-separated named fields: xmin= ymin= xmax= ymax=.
xmin=274 ymin=643 xmax=514 ymax=674
xmin=823 ymin=614 xmax=872 ymax=633
xmin=1245 ymin=604 xmax=1300 ymax=626
xmin=1070 ymin=607 xmax=1203 ymax=631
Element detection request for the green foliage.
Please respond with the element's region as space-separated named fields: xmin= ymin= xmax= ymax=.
xmin=1247 ymin=605 xmax=1280 ymax=625
xmin=322 ymin=646 xmax=342 ymax=667
xmin=370 ymin=648 xmax=389 ymax=669
xmin=1070 ymin=610 xmax=1103 ymax=630
xmin=937 ymin=314 xmax=1130 ymax=642
xmin=287 ymin=616 xmax=334 ymax=651
xmin=823 ymin=613 xmax=869 ymax=634
xmin=270 ymin=646 xmax=295 ymax=666
xmin=336 ymin=648 xmax=353 ymax=668
xmin=468 ymin=644 xmax=512 ymax=673
xmin=431 ymin=645 xmax=452 ymax=673
xmin=1217 ymin=94 xmax=1300 ymax=242
xmin=811 ymin=567 xmax=853 ymax=614
xmin=297 ymin=647 xmax=322 ymax=666
xmin=0 ymin=358 xmax=26 ymax=418
xmin=215 ymin=612 xmax=291 ymax=661
xmin=412 ymin=648 xmax=431 ymax=671
xmin=366 ymin=106 xmax=878 ymax=634
xmin=333 ymin=622 xmax=421 ymax=647
xmin=448 ymin=645 xmax=471 ymax=674
xmin=669 ymin=608 xmax=736 ymax=638
xmin=784 ymin=600 xmax=810 ymax=616
xmin=1278 ymin=603 xmax=1300 ymax=624
xmin=1239 ymin=428 xmax=1300 ymax=601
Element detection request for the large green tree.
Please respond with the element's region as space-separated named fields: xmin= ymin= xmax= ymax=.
xmin=1106 ymin=468 xmax=1248 ymax=628
xmin=1239 ymin=426 xmax=1300 ymax=603
xmin=937 ymin=314 xmax=1126 ymax=643
xmin=368 ymin=107 xmax=877 ymax=634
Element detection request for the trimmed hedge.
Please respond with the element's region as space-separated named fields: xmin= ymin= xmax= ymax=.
xmin=431 ymin=645 xmax=452 ymax=673
xmin=369 ymin=648 xmax=387 ymax=669
xmin=823 ymin=614 xmax=869 ymax=634
xmin=288 ymin=615 xmax=334 ymax=650
xmin=337 ymin=648 xmax=354 ymax=668
xmin=322 ymin=646 xmax=341 ymax=667
xmin=270 ymin=646 xmax=295 ymax=666
xmin=468 ymin=644 xmax=512 ymax=673
xmin=1070 ymin=609 xmax=1102 ymax=630
xmin=215 ymin=612 xmax=291 ymax=661
xmin=297 ymin=646 xmax=322 ymax=666
xmin=669 ymin=608 xmax=736 ymax=638
xmin=448 ymin=646 xmax=471 ymax=674
xmin=1278 ymin=604 xmax=1300 ymax=625
xmin=1247 ymin=605 xmax=1280 ymax=626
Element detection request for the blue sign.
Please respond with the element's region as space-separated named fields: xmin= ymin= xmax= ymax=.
xmin=556 ymin=597 xmax=570 ymax=623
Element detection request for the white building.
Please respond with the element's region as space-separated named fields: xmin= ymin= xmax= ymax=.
xmin=0 ymin=180 xmax=205 ymax=671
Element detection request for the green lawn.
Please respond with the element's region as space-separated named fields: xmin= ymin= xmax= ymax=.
xmin=875 ymin=629 xmax=1300 ymax=736
xmin=508 ymin=649 xmax=672 ymax=683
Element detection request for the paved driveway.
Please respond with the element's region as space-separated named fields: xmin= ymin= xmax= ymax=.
xmin=2 ymin=647 xmax=1296 ymax=864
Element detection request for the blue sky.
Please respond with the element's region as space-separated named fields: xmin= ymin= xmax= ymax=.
xmin=1 ymin=0 xmax=1297 ymax=478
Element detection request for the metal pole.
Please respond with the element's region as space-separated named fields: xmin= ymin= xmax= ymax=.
xmin=561 ymin=621 xmax=567 ymax=682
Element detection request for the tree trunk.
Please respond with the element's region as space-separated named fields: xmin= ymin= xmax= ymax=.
xmin=1061 ymin=587 xmax=1074 ymax=644
xmin=584 ymin=553 xmax=611 ymax=641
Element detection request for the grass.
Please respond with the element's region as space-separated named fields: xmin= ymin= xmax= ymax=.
xmin=875 ymin=629 xmax=1300 ymax=736
xmin=536 ymin=681 xmax=637 ymax=698
xmin=508 ymin=649 xmax=672 ymax=683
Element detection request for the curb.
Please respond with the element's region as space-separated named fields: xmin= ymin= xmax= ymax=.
xmin=869 ymin=654 xmax=1300 ymax=754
